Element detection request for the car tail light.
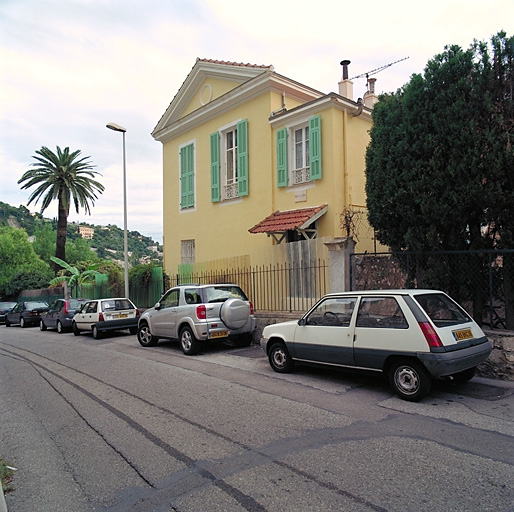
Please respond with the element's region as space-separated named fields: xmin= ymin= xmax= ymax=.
xmin=249 ymin=302 xmax=255 ymax=315
xmin=63 ymin=302 xmax=69 ymax=314
xmin=419 ymin=322 xmax=443 ymax=348
xmin=99 ymin=312 xmax=104 ymax=322
xmin=196 ymin=305 xmax=206 ymax=320
xmin=136 ymin=308 xmax=141 ymax=317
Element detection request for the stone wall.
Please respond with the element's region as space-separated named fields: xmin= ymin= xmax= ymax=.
xmin=254 ymin=312 xmax=514 ymax=381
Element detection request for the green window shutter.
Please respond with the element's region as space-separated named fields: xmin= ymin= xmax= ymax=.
xmin=276 ymin=128 xmax=288 ymax=187
xmin=210 ymin=132 xmax=220 ymax=202
xmin=180 ymin=144 xmax=194 ymax=208
xmin=309 ymin=115 xmax=322 ymax=181
xmin=237 ymin=119 xmax=248 ymax=196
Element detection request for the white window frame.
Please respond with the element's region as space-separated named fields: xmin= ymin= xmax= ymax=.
xmin=181 ymin=240 xmax=195 ymax=265
xmin=219 ymin=122 xmax=239 ymax=201
xmin=288 ymin=117 xmax=310 ymax=186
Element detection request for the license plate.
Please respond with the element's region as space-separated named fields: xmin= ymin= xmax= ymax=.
xmin=452 ymin=328 xmax=473 ymax=341
xmin=112 ymin=313 xmax=128 ymax=319
xmin=210 ymin=331 xmax=228 ymax=339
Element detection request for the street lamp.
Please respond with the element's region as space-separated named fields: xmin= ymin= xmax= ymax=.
xmin=106 ymin=122 xmax=129 ymax=299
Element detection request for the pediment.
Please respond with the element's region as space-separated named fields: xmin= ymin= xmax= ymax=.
xmin=153 ymin=59 xmax=273 ymax=136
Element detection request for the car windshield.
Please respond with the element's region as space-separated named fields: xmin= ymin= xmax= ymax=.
xmin=203 ymin=286 xmax=248 ymax=303
xmin=414 ymin=293 xmax=472 ymax=327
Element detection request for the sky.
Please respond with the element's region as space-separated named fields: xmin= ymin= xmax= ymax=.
xmin=0 ymin=0 xmax=511 ymax=245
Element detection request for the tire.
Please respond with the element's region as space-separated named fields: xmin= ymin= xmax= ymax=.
xmin=137 ymin=323 xmax=158 ymax=347
xmin=40 ymin=320 xmax=47 ymax=331
xmin=388 ymin=359 xmax=431 ymax=402
xmin=5 ymin=318 xmax=11 ymax=327
xmin=180 ymin=326 xmax=200 ymax=355
xmin=20 ymin=317 xmax=26 ymax=328
xmin=233 ymin=333 xmax=253 ymax=347
xmin=56 ymin=321 xmax=63 ymax=334
xmin=268 ymin=342 xmax=294 ymax=373
xmin=129 ymin=326 xmax=138 ymax=335
xmin=451 ymin=366 xmax=476 ymax=383
xmin=220 ymin=298 xmax=250 ymax=330
xmin=72 ymin=322 xmax=81 ymax=336
xmin=92 ymin=325 xmax=102 ymax=339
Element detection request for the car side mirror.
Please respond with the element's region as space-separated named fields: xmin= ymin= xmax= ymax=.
xmin=298 ymin=318 xmax=306 ymax=326
xmin=154 ymin=302 xmax=161 ymax=310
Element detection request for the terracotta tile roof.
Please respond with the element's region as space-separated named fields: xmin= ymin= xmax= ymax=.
xmin=196 ymin=58 xmax=273 ymax=70
xmin=249 ymin=204 xmax=328 ymax=234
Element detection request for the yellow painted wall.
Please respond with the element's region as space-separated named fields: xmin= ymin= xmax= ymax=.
xmin=181 ymin=76 xmax=245 ymax=117
xmin=162 ymin=83 xmax=378 ymax=274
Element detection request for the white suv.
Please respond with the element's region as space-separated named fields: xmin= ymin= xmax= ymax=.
xmin=260 ymin=289 xmax=492 ymax=401
xmin=137 ymin=284 xmax=256 ymax=355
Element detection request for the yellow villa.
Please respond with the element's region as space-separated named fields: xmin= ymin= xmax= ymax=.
xmin=152 ymin=58 xmax=379 ymax=277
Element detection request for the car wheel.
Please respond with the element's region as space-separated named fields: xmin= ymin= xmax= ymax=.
xmin=72 ymin=322 xmax=81 ymax=336
xmin=40 ymin=320 xmax=47 ymax=331
xmin=56 ymin=321 xmax=63 ymax=334
xmin=450 ymin=366 xmax=476 ymax=383
xmin=20 ymin=317 xmax=26 ymax=328
xmin=129 ymin=326 xmax=138 ymax=335
xmin=137 ymin=323 xmax=158 ymax=347
xmin=5 ymin=318 xmax=11 ymax=327
xmin=233 ymin=333 xmax=253 ymax=347
xmin=268 ymin=342 xmax=294 ymax=373
xmin=388 ymin=359 xmax=431 ymax=402
xmin=92 ymin=326 xmax=102 ymax=339
xmin=180 ymin=326 xmax=200 ymax=355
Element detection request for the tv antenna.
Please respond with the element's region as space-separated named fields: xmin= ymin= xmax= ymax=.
xmin=350 ymin=56 xmax=409 ymax=81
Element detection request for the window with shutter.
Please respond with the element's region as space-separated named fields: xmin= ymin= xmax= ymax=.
xmin=211 ymin=119 xmax=249 ymax=201
xmin=180 ymin=143 xmax=195 ymax=209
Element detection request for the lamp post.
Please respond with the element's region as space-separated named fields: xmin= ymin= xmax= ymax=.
xmin=106 ymin=122 xmax=129 ymax=299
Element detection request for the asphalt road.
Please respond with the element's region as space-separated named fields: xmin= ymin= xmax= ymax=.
xmin=0 ymin=326 xmax=513 ymax=512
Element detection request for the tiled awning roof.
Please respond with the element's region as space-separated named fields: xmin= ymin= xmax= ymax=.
xmin=249 ymin=204 xmax=328 ymax=234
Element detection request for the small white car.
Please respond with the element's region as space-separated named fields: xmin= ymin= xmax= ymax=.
xmin=260 ymin=290 xmax=492 ymax=401
xmin=72 ymin=298 xmax=140 ymax=339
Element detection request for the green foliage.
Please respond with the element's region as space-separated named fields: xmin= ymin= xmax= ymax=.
xmin=5 ymin=268 xmax=53 ymax=297
xmin=65 ymin=237 xmax=100 ymax=266
xmin=32 ymin=222 xmax=56 ymax=262
xmin=0 ymin=226 xmax=52 ymax=298
xmin=50 ymin=257 xmax=104 ymax=296
xmin=366 ymin=31 xmax=514 ymax=252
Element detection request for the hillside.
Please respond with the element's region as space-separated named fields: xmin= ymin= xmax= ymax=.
xmin=0 ymin=201 xmax=162 ymax=264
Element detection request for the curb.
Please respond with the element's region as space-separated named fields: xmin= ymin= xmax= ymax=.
xmin=0 ymin=484 xmax=7 ymax=512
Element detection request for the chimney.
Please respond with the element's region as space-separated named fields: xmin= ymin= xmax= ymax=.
xmin=363 ymin=77 xmax=378 ymax=108
xmin=338 ymin=59 xmax=353 ymax=101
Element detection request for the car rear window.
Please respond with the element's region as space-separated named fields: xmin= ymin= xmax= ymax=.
xmin=102 ymin=299 xmax=134 ymax=311
xmin=203 ymin=286 xmax=248 ymax=303
xmin=69 ymin=300 xmax=85 ymax=310
xmin=414 ymin=293 xmax=472 ymax=327
xmin=27 ymin=302 xmax=47 ymax=309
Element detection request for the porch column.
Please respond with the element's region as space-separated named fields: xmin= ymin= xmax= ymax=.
xmin=324 ymin=237 xmax=356 ymax=293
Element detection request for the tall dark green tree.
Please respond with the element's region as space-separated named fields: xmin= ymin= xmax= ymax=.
xmin=18 ymin=146 xmax=105 ymax=270
xmin=366 ymin=31 xmax=514 ymax=324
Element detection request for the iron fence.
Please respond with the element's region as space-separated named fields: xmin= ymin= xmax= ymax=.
xmin=350 ymin=250 xmax=514 ymax=329
xmin=171 ymin=260 xmax=328 ymax=313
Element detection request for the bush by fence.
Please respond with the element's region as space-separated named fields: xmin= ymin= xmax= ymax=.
xmin=351 ymin=250 xmax=514 ymax=329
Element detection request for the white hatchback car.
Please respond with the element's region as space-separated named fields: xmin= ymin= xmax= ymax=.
xmin=260 ymin=290 xmax=492 ymax=401
xmin=72 ymin=298 xmax=140 ymax=339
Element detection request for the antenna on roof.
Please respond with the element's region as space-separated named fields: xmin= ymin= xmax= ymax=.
xmin=350 ymin=56 xmax=409 ymax=81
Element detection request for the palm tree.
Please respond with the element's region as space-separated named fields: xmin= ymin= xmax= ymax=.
xmin=18 ymin=146 xmax=105 ymax=270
